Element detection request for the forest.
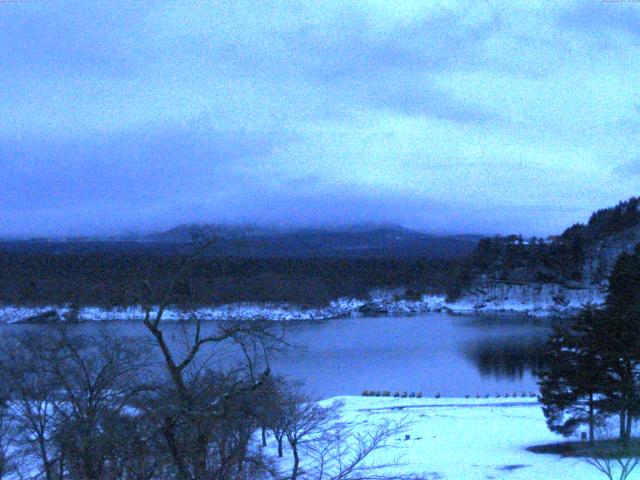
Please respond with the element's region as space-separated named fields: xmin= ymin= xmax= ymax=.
xmin=0 ymin=253 xmax=461 ymax=308
xmin=1 ymin=197 xmax=637 ymax=308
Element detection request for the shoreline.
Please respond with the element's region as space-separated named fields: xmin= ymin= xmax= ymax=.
xmin=0 ymin=291 xmax=601 ymax=323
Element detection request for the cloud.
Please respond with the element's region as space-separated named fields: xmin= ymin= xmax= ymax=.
xmin=612 ymin=156 xmax=640 ymax=177
xmin=0 ymin=0 xmax=638 ymax=237
xmin=0 ymin=1 xmax=146 ymax=77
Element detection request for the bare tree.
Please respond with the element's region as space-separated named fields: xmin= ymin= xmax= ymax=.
xmin=0 ymin=330 xmax=62 ymax=480
xmin=583 ymin=432 xmax=640 ymax=480
xmin=280 ymin=389 xmax=338 ymax=480
xmin=585 ymin=454 xmax=639 ymax=480
xmin=0 ymin=327 xmax=154 ymax=480
xmin=0 ymin=398 xmax=17 ymax=480
xmin=44 ymin=328 xmax=153 ymax=480
xmin=0 ymin=233 xmax=421 ymax=480
xmin=266 ymin=384 xmax=417 ymax=480
xmin=251 ymin=375 xmax=289 ymax=456
xmin=136 ymin=237 xmax=288 ymax=480
xmin=302 ymin=416 xmax=413 ymax=480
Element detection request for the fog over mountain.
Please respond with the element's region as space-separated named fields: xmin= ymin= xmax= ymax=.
xmin=1 ymin=1 xmax=639 ymax=238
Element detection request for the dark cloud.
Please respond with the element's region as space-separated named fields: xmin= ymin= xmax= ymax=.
xmin=558 ymin=2 xmax=640 ymax=42
xmin=284 ymin=10 xmax=500 ymax=82
xmin=0 ymin=125 xmax=285 ymax=211
xmin=364 ymin=83 xmax=498 ymax=125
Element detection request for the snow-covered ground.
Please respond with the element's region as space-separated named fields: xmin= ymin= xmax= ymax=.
xmin=267 ymin=396 xmax=614 ymax=480
xmin=0 ymin=302 xmax=354 ymax=323
xmin=0 ymin=283 xmax=606 ymax=323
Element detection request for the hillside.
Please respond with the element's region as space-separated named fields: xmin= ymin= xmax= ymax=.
xmin=446 ymin=197 xmax=640 ymax=310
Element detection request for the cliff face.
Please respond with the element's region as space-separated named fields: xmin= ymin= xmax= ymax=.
xmin=582 ymin=223 xmax=640 ymax=286
xmin=454 ymin=200 xmax=640 ymax=315
xmin=453 ymin=281 xmax=606 ymax=316
xmin=454 ymin=225 xmax=640 ymax=315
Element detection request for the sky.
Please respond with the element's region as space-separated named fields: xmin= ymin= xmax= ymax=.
xmin=1 ymin=0 xmax=639 ymax=238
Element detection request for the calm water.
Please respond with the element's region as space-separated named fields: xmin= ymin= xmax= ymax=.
xmin=271 ymin=313 xmax=551 ymax=399
xmin=0 ymin=312 xmax=552 ymax=400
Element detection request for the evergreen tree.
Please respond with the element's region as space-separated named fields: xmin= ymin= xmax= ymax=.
xmin=598 ymin=244 xmax=640 ymax=442
xmin=539 ymin=307 xmax=608 ymax=441
xmin=607 ymin=244 xmax=640 ymax=315
xmin=539 ymin=244 xmax=640 ymax=443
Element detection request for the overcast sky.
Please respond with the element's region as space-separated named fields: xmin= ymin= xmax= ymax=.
xmin=1 ymin=0 xmax=639 ymax=238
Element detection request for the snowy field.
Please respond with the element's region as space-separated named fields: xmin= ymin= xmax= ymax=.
xmin=268 ymin=396 xmax=617 ymax=480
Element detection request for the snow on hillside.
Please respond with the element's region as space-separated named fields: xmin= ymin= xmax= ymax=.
xmin=448 ymin=283 xmax=606 ymax=317
xmin=266 ymin=396 xmax=614 ymax=480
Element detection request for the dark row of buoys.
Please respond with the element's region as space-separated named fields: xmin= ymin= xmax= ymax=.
xmin=361 ymin=391 xmax=538 ymax=399
xmin=361 ymin=391 xmax=423 ymax=398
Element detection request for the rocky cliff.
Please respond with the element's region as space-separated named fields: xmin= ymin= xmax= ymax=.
xmin=451 ymin=197 xmax=640 ymax=315
xmin=582 ymin=223 xmax=640 ymax=286
xmin=452 ymin=281 xmax=606 ymax=316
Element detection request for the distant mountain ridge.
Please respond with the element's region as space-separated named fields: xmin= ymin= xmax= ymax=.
xmin=1 ymin=224 xmax=483 ymax=260
xmin=144 ymin=223 xmax=482 ymax=259
xmin=147 ymin=222 xmax=430 ymax=241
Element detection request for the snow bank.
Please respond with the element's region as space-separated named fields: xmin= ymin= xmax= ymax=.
xmin=0 ymin=284 xmax=606 ymax=323
xmin=0 ymin=303 xmax=352 ymax=323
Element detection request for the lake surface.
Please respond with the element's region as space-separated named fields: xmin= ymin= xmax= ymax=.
xmin=0 ymin=312 xmax=552 ymax=400
xmin=271 ymin=313 xmax=551 ymax=399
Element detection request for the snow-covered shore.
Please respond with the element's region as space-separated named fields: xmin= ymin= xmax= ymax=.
xmin=0 ymin=284 xmax=605 ymax=323
xmin=267 ymin=396 xmax=613 ymax=480
xmin=449 ymin=282 xmax=606 ymax=317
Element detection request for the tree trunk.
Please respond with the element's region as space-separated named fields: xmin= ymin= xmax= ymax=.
xmin=262 ymin=427 xmax=267 ymax=447
xmin=59 ymin=450 xmax=65 ymax=480
xmin=291 ymin=443 xmax=300 ymax=480
xmin=588 ymin=393 xmax=594 ymax=443
xmin=38 ymin=435 xmax=53 ymax=480
xmin=277 ymin=437 xmax=283 ymax=458
xmin=236 ymin=431 xmax=250 ymax=476
xmin=620 ymin=410 xmax=627 ymax=443
xmin=162 ymin=417 xmax=191 ymax=480
xmin=194 ymin=432 xmax=209 ymax=480
xmin=0 ymin=451 xmax=5 ymax=480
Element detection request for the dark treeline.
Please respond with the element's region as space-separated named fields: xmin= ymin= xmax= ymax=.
xmin=449 ymin=233 xmax=585 ymax=290
xmin=579 ymin=196 xmax=640 ymax=241
xmin=0 ymin=253 xmax=465 ymax=307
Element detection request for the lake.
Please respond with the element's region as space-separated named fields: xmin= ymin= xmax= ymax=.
xmin=0 ymin=312 xmax=553 ymax=400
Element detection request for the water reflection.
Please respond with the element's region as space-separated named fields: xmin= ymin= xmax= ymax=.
xmin=463 ymin=336 xmax=549 ymax=380
xmin=0 ymin=313 xmax=554 ymax=398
